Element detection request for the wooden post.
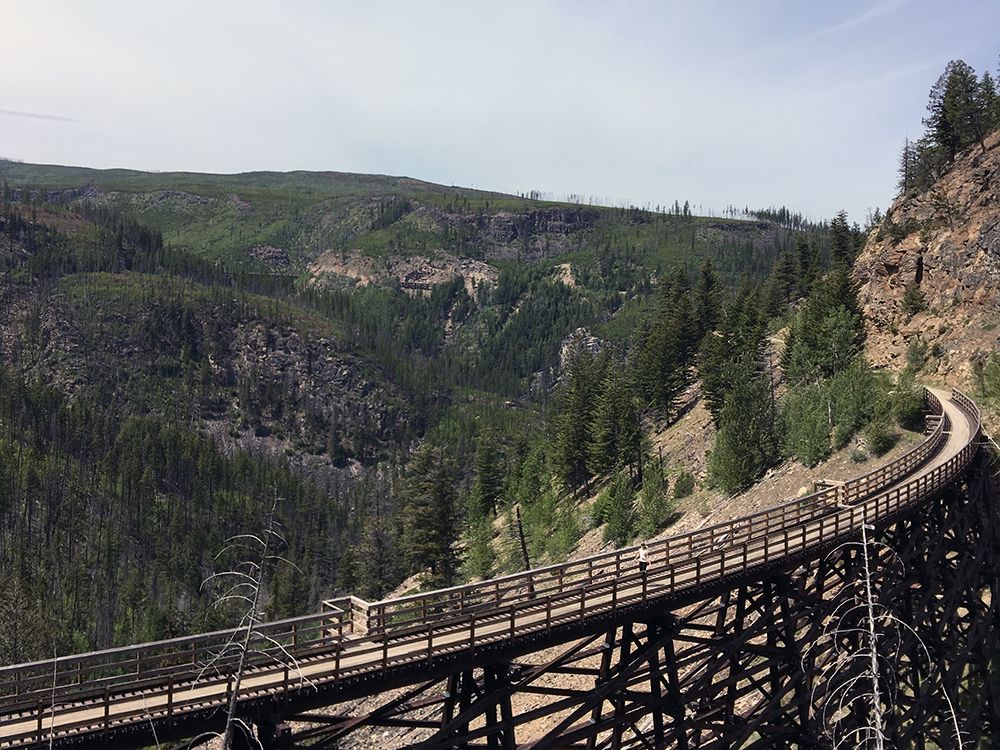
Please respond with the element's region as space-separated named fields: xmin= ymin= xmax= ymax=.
xmin=515 ymin=506 xmax=534 ymax=597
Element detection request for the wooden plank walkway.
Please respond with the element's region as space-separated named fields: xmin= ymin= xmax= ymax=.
xmin=0 ymin=388 xmax=982 ymax=748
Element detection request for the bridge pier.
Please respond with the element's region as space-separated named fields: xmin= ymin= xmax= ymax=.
xmin=255 ymin=717 xmax=292 ymax=750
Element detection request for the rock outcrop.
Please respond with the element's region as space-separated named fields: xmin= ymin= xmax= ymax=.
xmin=854 ymin=129 xmax=1000 ymax=383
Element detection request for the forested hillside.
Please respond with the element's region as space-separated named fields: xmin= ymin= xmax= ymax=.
xmin=0 ymin=163 xmax=860 ymax=664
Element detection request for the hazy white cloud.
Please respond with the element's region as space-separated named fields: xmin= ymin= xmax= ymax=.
xmin=803 ymin=0 xmax=911 ymax=41
xmin=0 ymin=0 xmax=997 ymax=221
xmin=0 ymin=108 xmax=81 ymax=123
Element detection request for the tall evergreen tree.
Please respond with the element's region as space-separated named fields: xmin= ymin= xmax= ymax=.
xmin=708 ymin=353 xmax=778 ymax=494
xmin=783 ymin=268 xmax=866 ymax=386
xmin=587 ymin=366 xmax=642 ymax=477
xmin=925 ymin=60 xmax=990 ymax=158
xmin=400 ymin=444 xmax=460 ymax=586
xmin=636 ymin=270 xmax=695 ymax=415
xmin=978 ymin=70 xmax=1000 ymax=133
xmin=552 ymin=349 xmax=605 ymax=488
xmin=829 ymin=210 xmax=855 ymax=267
xmin=692 ymin=259 xmax=721 ymax=338
xmin=601 ymin=471 xmax=637 ymax=547
xmin=897 ymin=137 xmax=919 ymax=195
xmin=469 ymin=428 xmax=505 ymax=519
xmin=636 ymin=460 xmax=672 ymax=538
xmin=699 ymin=290 xmax=768 ymax=426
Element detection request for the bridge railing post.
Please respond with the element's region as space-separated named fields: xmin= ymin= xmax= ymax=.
xmin=471 ymin=613 xmax=477 ymax=658
xmin=334 ymin=640 xmax=341 ymax=687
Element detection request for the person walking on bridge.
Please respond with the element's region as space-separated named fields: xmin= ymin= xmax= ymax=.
xmin=637 ymin=542 xmax=649 ymax=578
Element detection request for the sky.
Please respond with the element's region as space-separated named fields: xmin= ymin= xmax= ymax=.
xmin=1 ymin=0 xmax=998 ymax=223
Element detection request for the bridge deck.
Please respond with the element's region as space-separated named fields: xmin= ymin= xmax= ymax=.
xmin=0 ymin=388 xmax=982 ymax=748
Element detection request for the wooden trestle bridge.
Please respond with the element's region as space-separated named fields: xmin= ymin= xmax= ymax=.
xmin=1 ymin=388 xmax=998 ymax=749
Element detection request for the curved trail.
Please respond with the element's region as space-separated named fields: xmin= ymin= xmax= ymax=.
xmin=0 ymin=389 xmax=983 ymax=748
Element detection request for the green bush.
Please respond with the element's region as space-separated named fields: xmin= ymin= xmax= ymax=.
xmin=637 ymin=461 xmax=674 ymax=537
xmin=888 ymin=376 xmax=926 ymax=430
xmin=782 ymin=384 xmax=831 ymax=467
xmin=832 ymin=423 xmax=853 ymax=450
xmin=864 ymin=419 xmax=898 ymax=457
xmin=905 ymin=337 xmax=928 ymax=373
xmin=901 ymin=283 xmax=927 ymax=317
xmin=829 ymin=359 xmax=877 ymax=439
xmin=674 ymin=470 xmax=696 ymax=499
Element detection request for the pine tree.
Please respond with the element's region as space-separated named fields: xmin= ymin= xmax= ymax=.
xmin=698 ymin=330 xmax=729 ymax=426
xmin=782 ymin=383 xmax=832 ymax=467
xmin=796 ymin=236 xmax=820 ymax=295
xmin=462 ymin=517 xmax=495 ymax=580
xmin=897 ymin=137 xmax=919 ymax=195
xmin=636 ymin=271 xmax=695 ymax=416
xmin=925 ymin=61 xmax=964 ymax=159
xmin=977 ymin=70 xmax=999 ymax=133
xmin=766 ymin=248 xmax=798 ymax=312
xmin=699 ymin=290 xmax=768 ymax=426
xmin=602 ymin=471 xmax=637 ymax=547
xmin=829 ymin=210 xmax=855 ymax=267
xmin=637 ymin=460 xmax=672 ymax=537
xmin=925 ymin=60 xmax=990 ymax=158
xmin=400 ymin=444 xmax=460 ymax=586
xmin=708 ymin=353 xmax=778 ymax=494
xmin=588 ymin=366 xmax=642 ymax=477
xmin=469 ymin=428 xmax=505 ymax=519
xmin=552 ymin=349 xmax=605 ymax=488
xmin=783 ymin=268 xmax=866 ymax=385
xmin=692 ymin=259 xmax=720 ymax=338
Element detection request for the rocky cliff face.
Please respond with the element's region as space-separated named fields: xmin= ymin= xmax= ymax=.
xmin=854 ymin=129 xmax=1000 ymax=383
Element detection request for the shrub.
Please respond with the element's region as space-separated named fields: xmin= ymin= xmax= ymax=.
xmin=864 ymin=419 xmax=898 ymax=457
xmin=901 ymin=283 xmax=927 ymax=317
xmin=888 ymin=376 xmax=926 ymax=430
xmin=545 ymin=500 xmax=581 ymax=560
xmin=674 ymin=470 xmax=696 ymax=499
xmin=782 ymin=383 xmax=831 ymax=467
xmin=905 ymin=337 xmax=928 ymax=373
xmin=637 ymin=461 xmax=674 ymax=537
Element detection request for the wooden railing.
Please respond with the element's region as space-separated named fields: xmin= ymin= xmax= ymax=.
xmin=0 ymin=389 xmax=981 ymax=749
xmin=356 ymin=390 xmax=949 ymax=635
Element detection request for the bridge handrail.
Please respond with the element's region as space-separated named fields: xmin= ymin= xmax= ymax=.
xmin=0 ymin=388 xmax=980 ymax=746
xmin=361 ymin=389 xmax=947 ymax=631
xmin=0 ymin=390 xmax=949 ymax=691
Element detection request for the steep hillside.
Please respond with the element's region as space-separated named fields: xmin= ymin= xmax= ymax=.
xmin=855 ymin=129 xmax=1000 ymax=384
xmin=0 ymin=160 xmax=841 ymax=664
